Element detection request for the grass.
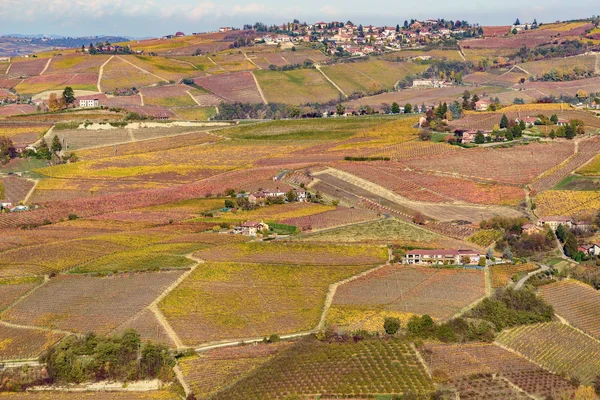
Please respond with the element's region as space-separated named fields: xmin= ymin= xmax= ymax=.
xmin=554 ymin=175 xmax=600 ymax=191
xmin=159 ymin=261 xmax=374 ymax=345
xmin=171 ymin=106 xmax=217 ymax=120
xmin=299 ymin=218 xmax=454 ymax=248
xmin=254 ymin=68 xmax=340 ymax=104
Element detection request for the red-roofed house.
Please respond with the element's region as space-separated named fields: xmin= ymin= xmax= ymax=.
xmin=475 ymin=99 xmax=491 ymax=111
xmin=240 ymin=221 xmax=269 ymax=236
xmin=403 ymin=249 xmax=483 ymax=265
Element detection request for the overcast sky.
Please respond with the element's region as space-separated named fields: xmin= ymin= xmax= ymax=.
xmin=0 ymin=0 xmax=596 ymax=37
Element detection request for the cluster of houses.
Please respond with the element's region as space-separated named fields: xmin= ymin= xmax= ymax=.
xmin=403 ymin=249 xmax=485 ymax=266
xmin=247 ymin=188 xmax=308 ymax=204
xmin=236 ymin=19 xmax=479 ymax=57
xmin=0 ymin=202 xmax=30 ymax=213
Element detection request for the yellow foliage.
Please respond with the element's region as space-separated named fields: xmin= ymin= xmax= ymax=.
xmin=326 ymin=305 xmax=417 ymax=332
xmin=536 ymin=190 xmax=600 ymax=217
xmin=577 ymin=155 xmax=600 ymax=176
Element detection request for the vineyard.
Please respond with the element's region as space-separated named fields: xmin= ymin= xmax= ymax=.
xmin=577 ymin=154 xmax=600 ymax=176
xmin=0 ymin=276 xmax=42 ymax=311
xmin=3 ymin=271 xmax=184 ymax=334
xmin=139 ymin=84 xmax=199 ymax=107
xmin=535 ymin=190 xmax=600 ymax=217
xmin=15 ymin=73 xmax=98 ymax=94
xmin=449 ymin=373 xmax=531 ymax=399
xmin=203 ymin=202 xmax=334 ymax=225
xmin=179 ymin=343 xmax=290 ymax=398
xmin=332 ymin=265 xmax=486 ymax=321
xmin=0 ymin=392 xmax=179 ymax=399
xmin=424 ymin=342 xmax=575 ymax=398
xmin=6 ymin=58 xmax=48 ymax=78
xmin=336 ymin=162 xmax=525 ymax=205
xmin=254 ymin=69 xmax=340 ymax=105
xmin=113 ymin=308 xmax=174 ymax=347
xmin=211 ymin=338 xmax=434 ymax=399
xmin=0 ymin=123 xmax=52 ymax=146
xmin=490 ymin=263 xmax=538 ymax=288
xmin=100 ymin=57 xmax=166 ymax=92
xmin=159 ymin=261 xmax=373 ymax=344
xmin=193 ymin=72 xmax=264 ymax=104
xmin=281 ymin=207 xmax=379 ymax=231
xmin=530 ymin=136 xmax=600 ymax=193
xmin=539 ymin=280 xmax=600 ymax=339
xmin=194 ymin=242 xmax=387 ymax=266
xmin=0 ymin=325 xmax=64 ymax=361
xmin=496 ymin=322 xmax=600 ymax=385
xmin=0 ymin=177 xmax=34 ymax=203
xmin=403 ymin=142 xmax=574 ymax=185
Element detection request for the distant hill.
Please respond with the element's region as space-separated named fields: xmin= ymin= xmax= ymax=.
xmin=0 ymin=36 xmax=131 ymax=56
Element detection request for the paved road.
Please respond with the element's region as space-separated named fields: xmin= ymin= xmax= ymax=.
xmin=515 ymin=263 xmax=549 ymax=290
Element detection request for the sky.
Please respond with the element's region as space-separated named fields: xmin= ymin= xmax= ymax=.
xmin=0 ymin=0 xmax=596 ymax=37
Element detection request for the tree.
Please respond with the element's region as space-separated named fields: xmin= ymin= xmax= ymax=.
xmin=549 ymin=129 xmax=556 ymax=140
xmin=51 ymin=135 xmax=62 ymax=153
xmin=37 ymin=138 xmax=52 ymax=160
xmin=391 ymin=102 xmax=401 ymax=114
xmin=62 ymin=86 xmax=75 ymax=106
xmin=556 ymin=223 xmax=566 ymax=242
xmin=286 ymin=189 xmax=298 ymax=202
xmin=0 ymin=136 xmax=14 ymax=165
xmin=48 ymin=93 xmax=61 ymax=111
xmin=224 ymin=199 xmax=235 ymax=208
xmin=577 ymin=89 xmax=589 ymax=100
xmin=413 ymin=212 xmax=426 ymax=225
xmin=461 ymin=256 xmax=471 ymax=265
xmin=383 ymin=317 xmax=401 ymax=335
xmin=503 ymin=246 xmax=513 ymax=261
xmin=478 ymin=257 xmax=486 ymax=267
xmin=336 ymin=103 xmax=345 ymax=116
xmin=564 ymin=232 xmax=579 ymax=259
xmin=550 ymin=114 xmax=559 ymax=124
xmin=500 ymin=114 xmax=509 ymax=129
xmin=514 ymin=18 xmax=521 ymax=26
xmin=486 ymin=247 xmax=495 ymax=261
xmin=474 ymin=132 xmax=485 ymax=144
xmin=403 ymin=103 xmax=412 ymax=114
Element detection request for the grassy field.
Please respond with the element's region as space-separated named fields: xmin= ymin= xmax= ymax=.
xmin=299 ymin=218 xmax=467 ymax=249
xmin=171 ymin=106 xmax=216 ymax=120
xmin=159 ymin=261 xmax=374 ymax=345
xmin=254 ymin=68 xmax=340 ymax=104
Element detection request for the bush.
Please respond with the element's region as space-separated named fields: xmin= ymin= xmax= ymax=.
xmin=383 ymin=317 xmax=401 ymax=335
xmin=68 ymin=214 xmax=78 ymax=220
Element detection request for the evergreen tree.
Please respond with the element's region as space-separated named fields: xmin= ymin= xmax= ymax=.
xmin=51 ymin=135 xmax=62 ymax=153
xmin=500 ymin=114 xmax=509 ymax=129
xmin=62 ymin=86 xmax=75 ymax=106
xmin=391 ymin=102 xmax=401 ymax=114
xmin=403 ymin=103 xmax=413 ymax=114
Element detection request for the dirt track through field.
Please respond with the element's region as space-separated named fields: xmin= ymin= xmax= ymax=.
xmin=315 ymin=64 xmax=347 ymax=97
xmin=97 ymin=55 xmax=114 ymax=92
xmin=39 ymin=58 xmax=52 ymax=75
xmin=314 ymin=167 xmax=523 ymax=223
xmin=117 ymin=56 xmax=169 ymax=83
xmin=251 ymin=71 xmax=268 ymax=104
